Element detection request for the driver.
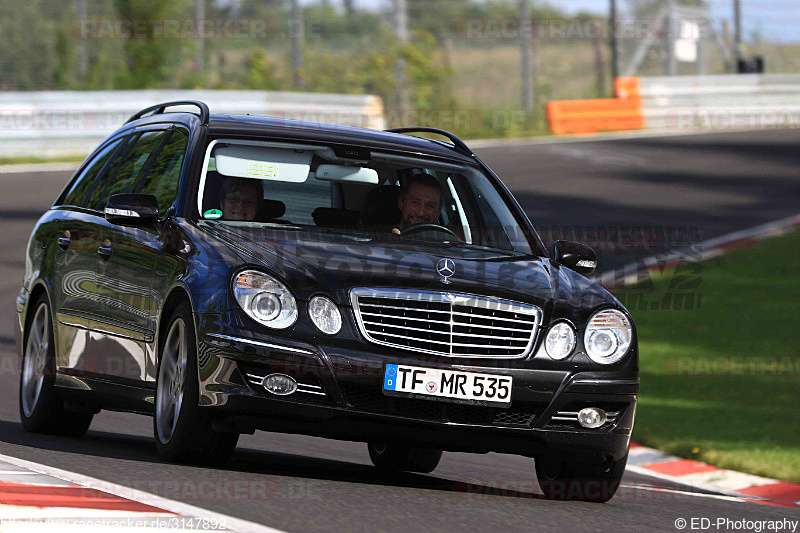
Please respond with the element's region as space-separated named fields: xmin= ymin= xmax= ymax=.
xmin=392 ymin=173 xmax=442 ymax=234
xmin=220 ymin=177 xmax=261 ymax=221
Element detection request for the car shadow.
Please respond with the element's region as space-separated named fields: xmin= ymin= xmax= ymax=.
xmin=0 ymin=419 xmax=545 ymax=501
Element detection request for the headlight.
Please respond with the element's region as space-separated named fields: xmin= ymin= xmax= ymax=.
xmin=544 ymin=322 xmax=575 ymax=360
xmin=584 ymin=309 xmax=632 ymax=364
xmin=308 ymin=295 xmax=342 ymax=335
xmin=233 ymin=270 xmax=297 ymax=329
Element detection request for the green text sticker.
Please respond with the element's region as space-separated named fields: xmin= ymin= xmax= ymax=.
xmin=203 ymin=209 xmax=223 ymax=220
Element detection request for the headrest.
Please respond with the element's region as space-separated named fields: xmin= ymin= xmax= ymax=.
xmin=361 ymin=186 xmax=401 ymax=226
xmin=257 ymin=199 xmax=286 ymax=221
xmin=313 ymin=208 xmax=361 ymax=227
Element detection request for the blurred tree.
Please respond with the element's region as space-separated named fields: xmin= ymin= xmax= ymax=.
xmin=0 ymin=0 xmax=68 ymax=89
xmin=112 ymin=0 xmax=193 ymax=88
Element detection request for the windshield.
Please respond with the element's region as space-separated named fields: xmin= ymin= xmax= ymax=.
xmin=196 ymin=138 xmax=536 ymax=255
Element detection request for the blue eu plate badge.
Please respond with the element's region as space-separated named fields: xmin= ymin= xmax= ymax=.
xmin=384 ymin=364 xmax=398 ymax=391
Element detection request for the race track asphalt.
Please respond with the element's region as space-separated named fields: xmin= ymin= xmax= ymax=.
xmin=0 ymin=129 xmax=797 ymax=531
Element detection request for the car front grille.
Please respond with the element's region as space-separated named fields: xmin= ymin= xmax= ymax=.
xmin=350 ymin=288 xmax=541 ymax=358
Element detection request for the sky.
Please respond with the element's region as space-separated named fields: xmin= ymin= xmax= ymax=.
xmin=317 ymin=0 xmax=800 ymax=42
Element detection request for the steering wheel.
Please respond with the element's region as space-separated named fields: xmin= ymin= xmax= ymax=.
xmin=400 ymin=223 xmax=464 ymax=242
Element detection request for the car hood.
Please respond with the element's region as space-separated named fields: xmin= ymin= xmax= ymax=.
xmin=199 ymin=222 xmax=616 ymax=317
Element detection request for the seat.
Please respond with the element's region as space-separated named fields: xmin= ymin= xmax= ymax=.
xmin=361 ymin=186 xmax=401 ymax=227
xmin=313 ymin=208 xmax=361 ymax=227
xmin=257 ymin=200 xmax=286 ymax=221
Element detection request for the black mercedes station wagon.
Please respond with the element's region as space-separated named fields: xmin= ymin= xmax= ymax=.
xmin=17 ymin=101 xmax=638 ymax=502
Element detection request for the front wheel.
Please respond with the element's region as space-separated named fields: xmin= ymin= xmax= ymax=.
xmin=367 ymin=442 xmax=442 ymax=474
xmin=535 ymin=452 xmax=628 ymax=503
xmin=19 ymin=295 xmax=93 ymax=437
xmin=154 ymin=302 xmax=238 ymax=465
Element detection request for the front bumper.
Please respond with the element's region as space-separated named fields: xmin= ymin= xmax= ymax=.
xmin=196 ymin=321 xmax=637 ymax=462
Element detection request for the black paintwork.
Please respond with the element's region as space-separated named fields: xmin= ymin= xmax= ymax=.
xmin=17 ymin=109 xmax=638 ymax=463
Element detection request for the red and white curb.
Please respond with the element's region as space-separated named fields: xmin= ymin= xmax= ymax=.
xmin=0 ymin=453 xmax=284 ymax=533
xmin=596 ymin=212 xmax=800 ymax=290
xmin=627 ymin=443 xmax=800 ymax=509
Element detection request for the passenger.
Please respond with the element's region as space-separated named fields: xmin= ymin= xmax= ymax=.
xmin=220 ymin=177 xmax=261 ymax=221
xmin=393 ymin=173 xmax=442 ymax=234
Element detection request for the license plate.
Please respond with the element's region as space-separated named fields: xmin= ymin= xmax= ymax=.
xmin=383 ymin=364 xmax=512 ymax=405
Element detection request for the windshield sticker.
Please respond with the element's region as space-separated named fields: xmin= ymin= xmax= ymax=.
xmin=203 ymin=208 xmax=223 ymax=219
xmin=247 ymin=162 xmax=279 ymax=179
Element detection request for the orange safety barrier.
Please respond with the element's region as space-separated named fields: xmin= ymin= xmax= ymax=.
xmin=546 ymin=77 xmax=645 ymax=135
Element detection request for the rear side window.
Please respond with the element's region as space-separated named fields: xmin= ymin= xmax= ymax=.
xmin=60 ymin=138 xmax=124 ymax=208
xmin=135 ymin=130 xmax=188 ymax=216
xmin=89 ymin=130 xmax=169 ymax=211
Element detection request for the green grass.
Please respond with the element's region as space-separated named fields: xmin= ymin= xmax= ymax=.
xmin=0 ymin=155 xmax=84 ymax=165
xmin=615 ymin=230 xmax=800 ymax=483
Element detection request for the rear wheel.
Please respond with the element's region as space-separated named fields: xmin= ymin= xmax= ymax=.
xmin=535 ymin=451 xmax=628 ymax=503
xmin=154 ymin=302 xmax=238 ymax=465
xmin=367 ymin=442 xmax=442 ymax=474
xmin=19 ymin=295 xmax=93 ymax=437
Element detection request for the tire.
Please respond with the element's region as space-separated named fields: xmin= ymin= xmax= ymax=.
xmin=154 ymin=302 xmax=238 ymax=465
xmin=367 ymin=442 xmax=442 ymax=474
xmin=535 ymin=451 xmax=628 ymax=503
xmin=19 ymin=295 xmax=93 ymax=437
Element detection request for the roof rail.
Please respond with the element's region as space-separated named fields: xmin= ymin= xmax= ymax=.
xmin=385 ymin=127 xmax=473 ymax=157
xmin=126 ymin=100 xmax=210 ymax=125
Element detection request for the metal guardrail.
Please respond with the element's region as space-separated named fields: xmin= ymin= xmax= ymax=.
xmin=0 ymin=90 xmax=385 ymax=158
xmin=638 ymin=74 xmax=800 ymax=131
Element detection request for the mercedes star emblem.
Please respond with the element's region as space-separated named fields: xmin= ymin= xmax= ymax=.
xmin=436 ymin=258 xmax=455 ymax=284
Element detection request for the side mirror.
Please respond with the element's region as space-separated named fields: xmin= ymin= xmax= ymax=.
xmin=553 ymin=240 xmax=598 ymax=276
xmin=104 ymin=194 xmax=159 ymax=225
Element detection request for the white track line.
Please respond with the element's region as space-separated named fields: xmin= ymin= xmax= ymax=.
xmin=625 ymin=466 xmax=774 ymax=503
xmin=0 ymin=453 xmax=286 ymax=533
xmin=619 ymin=481 xmax=762 ymax=505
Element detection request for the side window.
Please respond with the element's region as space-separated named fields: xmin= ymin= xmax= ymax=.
xmin=60 ymin=138 xmax=124 ymax=208
xmin=89 ymin=130 xmax=169 ymax=211
xmin=135 ymin=130 xmax=188 ymax=216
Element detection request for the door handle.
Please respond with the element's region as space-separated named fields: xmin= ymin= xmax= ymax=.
xmin=57 ymin=237 xmax=71 ymax=250
xmin=97 ymin=244 xmax=112 ymax=260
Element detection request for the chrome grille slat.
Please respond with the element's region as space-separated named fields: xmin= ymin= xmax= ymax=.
xmin=359 ymin=303 xmax=451 ymax=314
xmin=451 ymin=310 xmax=536 ymax=321
xmin=451 ymin=334 xmax=531 ymax=343
xmin=351 ymin=288 xmax=541 ymax=359
xmin=371 ymin=330 xmax=453 ymax=346
xmin=362 ymin=320 xmax=449 ymax=336
xmin=359 ymin=311 xmax=452 ymax=326
xmin=451 ymin=322 xmax=532 ymax=333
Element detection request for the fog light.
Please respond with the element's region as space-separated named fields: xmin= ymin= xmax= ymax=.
xmin=577 ymin=407 xmax=607 ymax=429
xmin=262 ymin=374 xmax=297 ymax=396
